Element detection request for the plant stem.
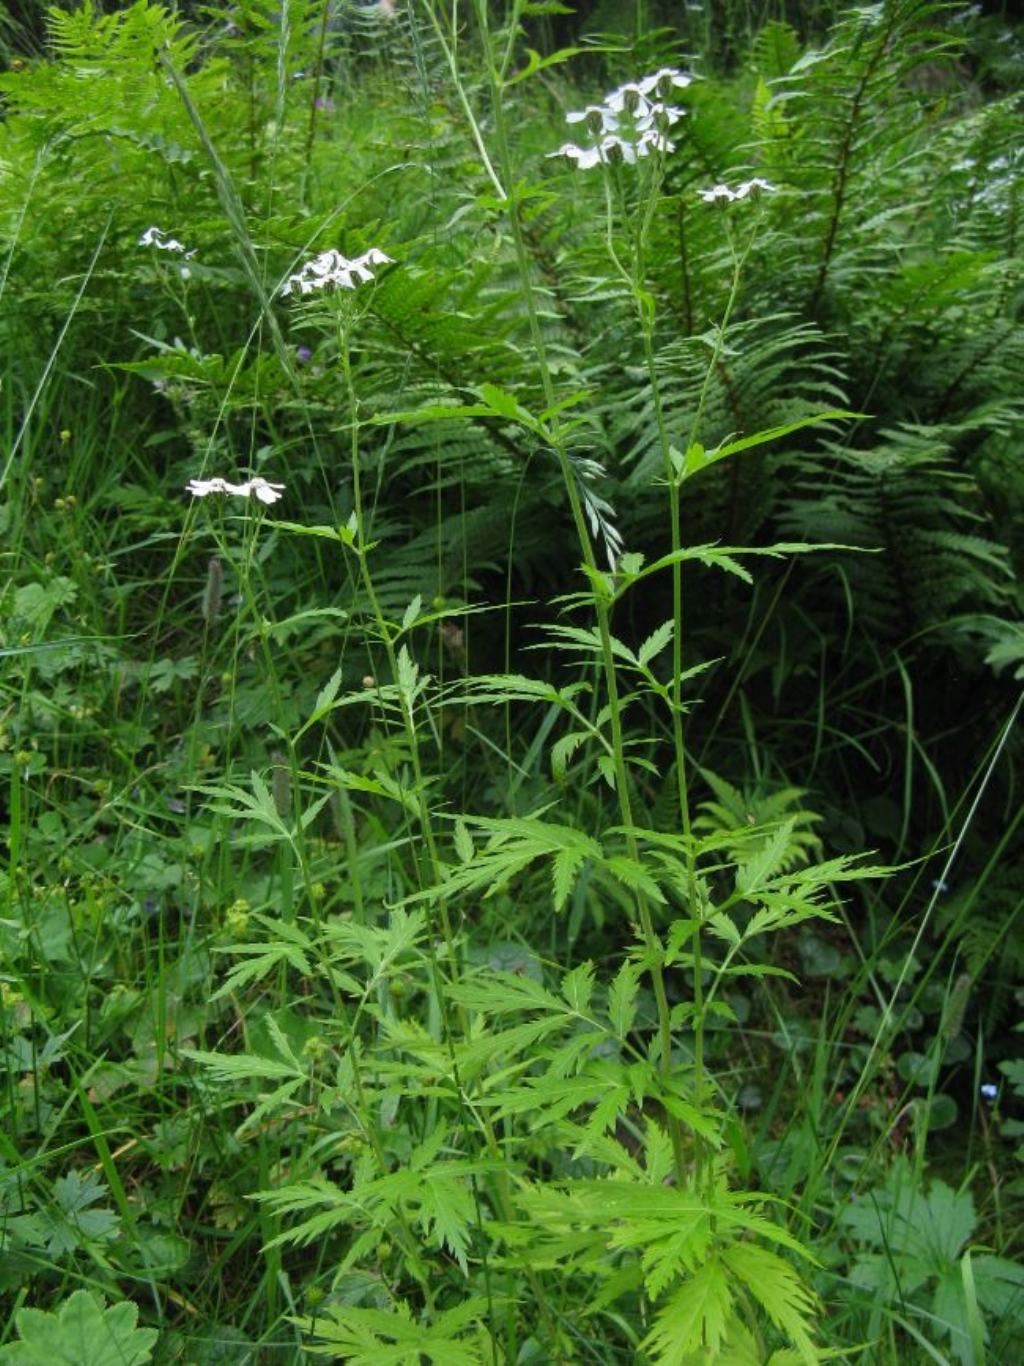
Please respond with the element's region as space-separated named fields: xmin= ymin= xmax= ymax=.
xmin=468 ymin=0 xmax=686 ymax=1182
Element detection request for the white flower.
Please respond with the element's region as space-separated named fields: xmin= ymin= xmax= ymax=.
xmin=737 ymin=177 xmax=775 ymax=197
xmin=638 ymin=67 xmax=694 ymax=97
xmin=281 ymin=246 xmax=393 ymax=297
xmin=698 ymin=177 xmax=776 ymax=204
xmin=699 ymin=183 xmax=737 ymax=204
xmin=549 ymin=136 xmax=641 ymax=169
xmin=635 ymin=101 xmax=684 ymax=133
xmin=605 ymin=82 xmax=649 ymax=117
xmin=600 ymin=135 xmax=638 ymax=165
xmin=636 ymin=129 xmax=676 ymax=157
xmin=566 ymin=103 xmax=619 ymax=135
xmin=551 ymin=68 xmax=692 ymax=170
xmin=186 ymin=476 xmax=285 ymax=506
xmin=548 ymin=142 xmax=597 ymax=168
xmin=139 ymin=226 xmax=195 ymax=256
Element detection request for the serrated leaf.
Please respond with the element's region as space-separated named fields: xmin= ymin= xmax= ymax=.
xmin=311 ymin=668 xmax=342 ymax=721
xmin=453 ymin=817 xmax=474 ymax=864
xmin=706 ymin=911 xmax=742 ymax=946
xmin=39 ymin=1172 xmax=119 ymax=1256
xmin=608 ymin=962 xmax=639 ymax=1040
xmin=638 ymin=619 xmax=675 ymax=669
xmin=641 ymin=1257 xmax=734 ymax=1357
xmin=419 ymin=1172 xmax=474 ymax=1275
xmin=396 ymin=644 xmax=419 ymax=699
xmin=722 ymin=1243 xmax=819 ymax=1365
xmin=182 ymin=1047 xmax=302 ymax=1081
xmin=295 ymin=1297 xmax=487 ymax=1362
xmin=13 ymin=578 xmax=78 ymax=631
xmin=551 ymin=729 xmax=587 ymax=781
xmin=552 ymin=844 xmax=585 ymax=912
xmin=602 ymin=854 xmax=666 ymax=903
xmin=561 ymin=960 xmax=595 ymax=1013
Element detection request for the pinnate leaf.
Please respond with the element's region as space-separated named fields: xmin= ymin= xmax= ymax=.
xmin=641 ymin=1257 xmax=734 ymax=1358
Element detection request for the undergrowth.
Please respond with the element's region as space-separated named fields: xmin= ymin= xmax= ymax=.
xmin=0 ymin=2 xmax=1021 ymax=1362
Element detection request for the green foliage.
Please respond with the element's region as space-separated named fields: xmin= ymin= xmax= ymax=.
xmin=1 ymin=0 xmax=1021 ymax=1362
xmin=295 ymin=1297 xmax=492 ymax=1362
xmin=838 ymin=1160 xmax=1024 ymax=1362
xmin=0 ymin=1290 xmax=157 ymax=1365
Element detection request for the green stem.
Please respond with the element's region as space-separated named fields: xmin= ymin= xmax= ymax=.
xmin=470 ymin=0 xmax=686 ymax=1182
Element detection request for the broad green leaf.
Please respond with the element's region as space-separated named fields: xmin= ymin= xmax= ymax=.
xmin=972 ymin=1252 xmax=1024 ymax=1316
xmin=0 ymin=1290 xmax=156 ymax=1365
xmin=13 ymin=578 xmax=77 ymax=631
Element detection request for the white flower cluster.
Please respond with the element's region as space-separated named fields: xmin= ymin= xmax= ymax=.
xmin=698 ymin=177 xmax=776 ymax=204
xmin=549 ymin=67 xmax=692 ymax=170
xmin=139 ymin=226 xmax=196 ymax=278
xmin=186 ymin=476 xmax=285 ymax=506
xmin=280 ymin=247 xmax=393 ymax=297
xmin=139 ymin=226 xmax=195 ymax=255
